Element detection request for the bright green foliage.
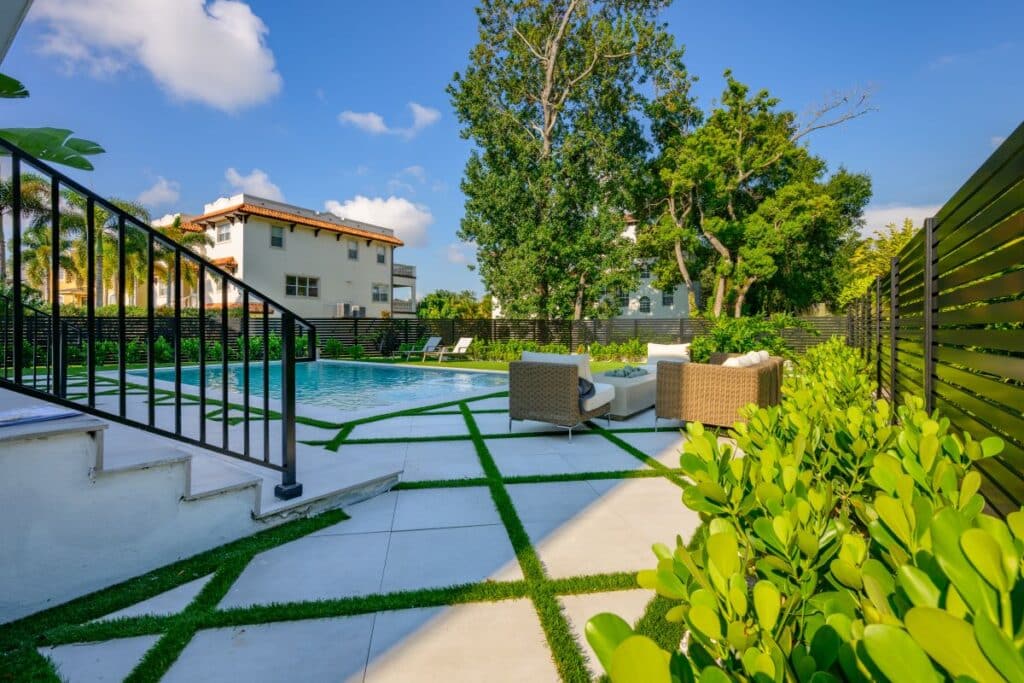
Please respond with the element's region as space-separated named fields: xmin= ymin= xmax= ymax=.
xmin=416 ymin=289 xmax=491 ymax=319
xmin=449 ymin=0 xmax=691 ymax=319
xmin=836 ymin=219 xmax=917 ymax=310
xmin=645 ymin=72 xmax=872 ymax=317
xmin=0 ymin=73 xmax=105 ymax=170
xmin=688 ymin=315 xmax=813 ymax=363
xmin=587 ymin=338 xmax=1020 ymax=682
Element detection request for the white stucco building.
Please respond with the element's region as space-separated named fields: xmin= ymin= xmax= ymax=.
xmin=614 ymin=216 xmax=690 ymax=319
xmin=157 ymin=194 xmax=417 ymax=319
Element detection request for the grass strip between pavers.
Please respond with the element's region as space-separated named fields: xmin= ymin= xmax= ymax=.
xmin=458 ymin=402 xmax=592 ymax=683
xmin=2 ymin=389 xmax=689 ymax=682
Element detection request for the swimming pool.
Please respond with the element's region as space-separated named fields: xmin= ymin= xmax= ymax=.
xmin=135 ymin=361 xmax=507 ymax=411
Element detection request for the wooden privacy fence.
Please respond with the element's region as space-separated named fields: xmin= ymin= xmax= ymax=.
xmin=298 ymin=315 xmax=847 ymax=355
xmin=850 ymin=121 xmax=1024 ymax=516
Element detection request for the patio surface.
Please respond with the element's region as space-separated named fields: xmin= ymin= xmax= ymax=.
xmin=29 ymin=391 xmax=711 ymax=682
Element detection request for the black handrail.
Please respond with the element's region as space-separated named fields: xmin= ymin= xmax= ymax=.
xmin=0 ymin=138 xmax=316 ymax=499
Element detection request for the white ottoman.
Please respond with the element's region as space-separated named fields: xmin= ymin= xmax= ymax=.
xmin=599 ymin=372 xmax=657 ymax=419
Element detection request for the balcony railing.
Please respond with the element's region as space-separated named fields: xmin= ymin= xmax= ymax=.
xmin=393 ymin=263 xmax=416 ymax=278
xmin=0 ymin=138 xmax=316 ymax=499
xmin=392 ymin=299 xmax=416 ymax=314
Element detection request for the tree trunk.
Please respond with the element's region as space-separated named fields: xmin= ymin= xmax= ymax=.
xmin=572 ymin=273 xmax=586 ymax=320
xmin=733 ymin=277 xmax=756 ymax=317
xmin=712 ymin=277 xmax=726 ymax=317
xmin=672 ymin=239 xmax=693 ymax=290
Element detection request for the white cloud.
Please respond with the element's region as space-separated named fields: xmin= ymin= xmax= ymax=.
xmin=337 ymin=102 xmax=441 ymax=139
xmin=991 ymin=136 xmax=1007 ymax=149
xmin=861 ymin=204 xmax=942 ymax=236
xmin=225 ymin=167 xmax=283 ymax=201
xmin=400 ymin=165 xmax=427 ymax=183
xmin=324 ymin=196 xmax=433 ymax=247
xmin=137 ymin=176 xmax=180 ymax=206
xmin=446 ymin=242 xmax=476 ymax=265
xmin=31 ymin=0 xmax=282 ymax=112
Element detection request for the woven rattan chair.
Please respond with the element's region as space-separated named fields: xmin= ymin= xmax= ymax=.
xmin=654 ymin=352 xmax=784 ymax=429
xmin=508 ymin=361 xmax=613 ymax=439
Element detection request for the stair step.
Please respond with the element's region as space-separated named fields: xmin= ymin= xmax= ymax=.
xmin=185 ymin=454 xmax=262 ymax=501
xmin=98 ymin=446 xmax=190 ymax=474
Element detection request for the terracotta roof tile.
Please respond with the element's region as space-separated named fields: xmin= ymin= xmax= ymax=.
xmin=181 ymin=203 xmax=403 ymax=246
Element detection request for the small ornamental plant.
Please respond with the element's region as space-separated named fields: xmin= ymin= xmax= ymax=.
xmin=586 ymin=338 xmax=1019 ymax=682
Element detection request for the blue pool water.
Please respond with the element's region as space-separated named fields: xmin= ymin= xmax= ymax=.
xmin=135 ymin=361 xmax=507 ymax=411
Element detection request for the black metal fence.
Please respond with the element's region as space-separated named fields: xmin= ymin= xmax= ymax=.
xmin=0 ymin=138 xmax=315 ymax=499
xmin=851 ymin=121 xmax=1024 ymax=516
xmin=298 ymin=315 xmax=847 ymax=356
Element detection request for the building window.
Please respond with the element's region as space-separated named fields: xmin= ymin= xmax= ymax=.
xmin=377 ymin=246 xmax=386 ymax=264
xmin=639 ymin=262 xmax=651 ymax=279
xmin=372 ymin=283 xmax=389 ymax=302
xmin=617 ymin=291 xmax=629 ymax=308
xmin=285 ymin=275 xmax=319 ymax=298
xmin=639 ymin=296 xmax=651 ymax=313
xmin=216 ymin=222 xmax=231 ymax=243
xmin=662 ymin=291 xmax=674 ymax=307
xmin=270 ymin=226 xmax=284 ymax=248
xmin=347 ymin=239 xmax=358 ymax=260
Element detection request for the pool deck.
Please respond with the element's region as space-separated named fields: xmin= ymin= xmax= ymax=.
xmin=28 ymin=373 xmax=715 ymax=682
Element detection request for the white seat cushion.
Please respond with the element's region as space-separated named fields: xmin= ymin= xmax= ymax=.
xmin=647 ymin=343 xmax=690 ymax=365
xmin=757 ymin=350 xmax=770 ymax=362
xmin=745 ymin=351 xmax=762 ymax=365
xmin=722 ymin=356 xmax=744 ymax=368
xmin=521 ymin=350 xmax=593 ymax=382
xmin=582 ymin=382 xmax=615 ymax=412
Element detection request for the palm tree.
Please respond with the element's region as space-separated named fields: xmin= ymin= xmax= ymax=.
xmin=0 ymin=172 xmax=50 ymax=285
xmin=21 ymin=215 xmax=78 ymax=300
xmin=156 ymin=215 xmax=214 ymax=307
xmin=61 ymin=193 xmax=150 ymax=305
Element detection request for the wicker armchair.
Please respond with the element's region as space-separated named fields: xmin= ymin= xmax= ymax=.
xmin=655 ymin=352 xmax=784 ymax=429
xmin=508 ymin=361 xmax=613 ymax=439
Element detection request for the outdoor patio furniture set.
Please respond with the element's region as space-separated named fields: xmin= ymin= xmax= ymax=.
xmin=508 ymin=344 xmax=783 ymax=437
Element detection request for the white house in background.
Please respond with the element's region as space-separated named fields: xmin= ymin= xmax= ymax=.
xmin=155 ymin=194 xmax=417 ymax=318
xmin=615 ymin=215 xmax=690 ymax=319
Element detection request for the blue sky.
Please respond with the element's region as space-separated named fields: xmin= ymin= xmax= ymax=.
xmin=2 ymin=0 xmax=1022 ymax=297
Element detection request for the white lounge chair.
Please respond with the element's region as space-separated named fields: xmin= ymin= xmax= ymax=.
xmin=401 ymin=336 xmax=442 ymax=360
xmin=429 ymin=337 xmax=474 ymax=362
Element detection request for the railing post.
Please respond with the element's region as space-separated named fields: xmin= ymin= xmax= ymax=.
xmin=923 ymin=216 xmax=937 ymax=414
xmin=11 ymin=156 xmax=23 ymax=383
xmin=889 ymin=257 xmax=899 ymax=409
xmin=275 ymin=310 xmax=302 ymax=500
xmin=50 ymin=176 xmax=63 ymax=398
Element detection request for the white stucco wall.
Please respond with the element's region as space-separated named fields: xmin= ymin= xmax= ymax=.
xmin=201 ymin=218 xmax=397 ymax=318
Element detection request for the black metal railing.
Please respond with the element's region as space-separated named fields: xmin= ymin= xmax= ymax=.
xmin=0 ymin=138 xmax=316 ymax=499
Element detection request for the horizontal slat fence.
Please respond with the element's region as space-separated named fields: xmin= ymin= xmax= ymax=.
xmin=852 ymin=121 xmax=1024 ymax=516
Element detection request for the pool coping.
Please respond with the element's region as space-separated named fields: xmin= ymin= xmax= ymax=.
xmin=106 ymin=360 xmax=508 ymax=425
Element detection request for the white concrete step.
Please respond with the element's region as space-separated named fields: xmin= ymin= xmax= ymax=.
xmin=185 ymin=454 xmax=262 ymax=501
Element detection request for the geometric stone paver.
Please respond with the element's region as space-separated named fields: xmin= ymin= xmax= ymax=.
xmin=364 ymin=601 xmax=559 ymax=682
xmin=348 ymin=414 xmax=469 ymax=440
xmin=95 ymin=574 xmax=214 ymax=622
xmin=392 ymin=487 xmax=501 ymax=531
xmin=560 ymin=589 xmax=654 ymax=680
xmin=38 ymin=635 xmax=162 ymax=683
xmin=486 ymin=434 xmax=645 ymax=477
xmin=219 ymin=532 xmax=391 ymax=608
xmin=401 ymin=439 xmax=485 ymax=482
xmin=510 ymin=478 xmax=697 ymax=578
xmin=162 ymin=616 xmax=375 ymax=683
xmin=380 ymin=525 xmax=522 ymax=593
xmin=611 ymin=430 xmax=687 ymax=467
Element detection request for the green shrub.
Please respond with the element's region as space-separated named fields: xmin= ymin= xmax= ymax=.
xmin=323 ymin=338 xmax=344 ymax=358
xmin=689 ymin=314 xmax=813 ymax=363
xmin=587 ymin=338 xmax=1016 ymax=682
xmin=346 ymin=344 xmax=365 ymax=360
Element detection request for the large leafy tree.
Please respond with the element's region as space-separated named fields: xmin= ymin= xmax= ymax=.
xmin=643 ymin=71 xmax=872 ymax=316
xmin=449 ymin=0 xmax=691 ymax=319
xmin=417 ymin=289 xmax=491 ymax=319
